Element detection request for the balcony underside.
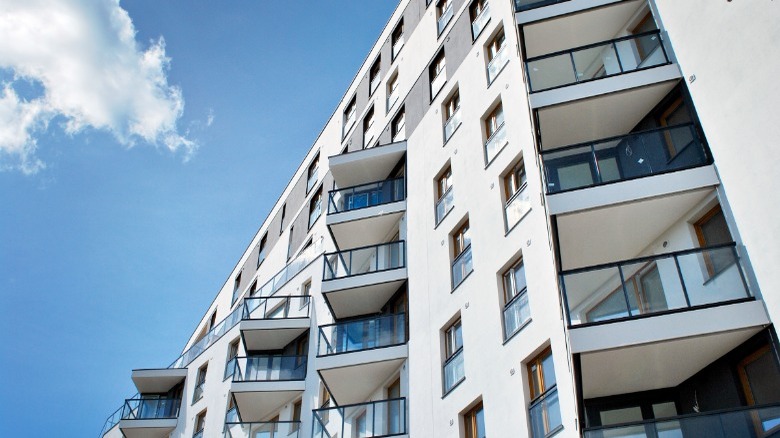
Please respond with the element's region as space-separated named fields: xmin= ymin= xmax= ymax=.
xmin=322 ymin=269 xmax=407 ymax=319
xmin=240 ymin=318 xmax=310 ymax=351
xmin=318 ymin=344 xmax=407 ymax=405
xmin=579 ymin=313 xmax=768 ymax=399
xmin=535 ymin=76 xmax=680 ymax=150
xmin=556 ymin=186 xmax=715 ymax=271
xmin=522 ymin=0 xmax=645 ymax=57
xmin=118 ymin=419 xmax=177 ymax=438
xmin=328 ymin=141 xmax=406 ymax=188
xmin=232 ymin=381 xmax=306 ymax=422
xmin=131 ymin=368 xmax=187 ymax=394
xmin=327 ymin=204 xmax=405 ymax=250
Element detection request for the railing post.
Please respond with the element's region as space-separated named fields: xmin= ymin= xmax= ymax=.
xmin=613 ymin=41 xmax=624 ymax=73
xmin=673 ymin=254 xmax=692 ymax=308
xmin=590 ymin=143 xmax=602 ymax=184
xmin=569 ymin=52 xmax=578 ymax=83
xmin=617 ymin=265 xmax=633 ymax=316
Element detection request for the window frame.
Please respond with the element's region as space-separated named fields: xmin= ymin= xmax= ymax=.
xmin=693 ymin=204 xmax=735 ymax=277
xmin=464 ymin=401 xmax=486 ymax=438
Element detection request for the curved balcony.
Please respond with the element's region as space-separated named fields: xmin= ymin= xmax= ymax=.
xmin=239 ymin=295 xmax=311 ymax=352
xmin=118 ymin=397 xmax=180 ymax=438
xmin=313 ymin=398 xmax=408 ymax=438
xmin=230 ymin=355 xmax=307 ymax=422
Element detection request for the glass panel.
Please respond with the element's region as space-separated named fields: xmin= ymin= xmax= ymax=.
xmin=505 ymin=184 xmax=531 ymax=229
xmin=527 ymin=53 xmax=576 ymax=91
xmin=652 ymin=402 xmax=678 ymax=419
xmin=572 ymin=44 xmax=618 ymax=80
xmin=328 ymin=178 xmax=404 ymax=214
xmin=487 ymin=45 xmax=509 ymax=83
xmin=436 ymin=187 xmax=455 ymax=224
xmin=471 ymin=3 xmax=491 ymax=38
xmin=676 ymin=247 xmax=746 ymax=306
xmin=443 ymin=107 xmax=461 ymax=141
xmin=443 ymin=348 xmax=465 ymax=393
xmin=452 ymin=246 xmax=473 ymax=288
xmin=600 ymin=407 xmax=643 ymax=426
xmin=318 ymin=313 xmax=406 ymax=356
xmin=437 ymin=3 xmax=454 ymax=34
xmin=485 ymin=123 xmax=507 ymax=163
xmin=504 ymin=291 xmax=530 ymax=338
xmin=529 ymin=389 xmax=562 ymax=438
xmin=234 ymin=355 xmax=307 ymax=381
xmin=313 ymin=399 xmax=407 ymax=437
xmin=323 ymin=241 xmax=405 ymax=280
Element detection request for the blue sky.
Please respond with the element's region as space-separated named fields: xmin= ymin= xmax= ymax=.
xmin=0 ymin=1 xmax=398 ymax=435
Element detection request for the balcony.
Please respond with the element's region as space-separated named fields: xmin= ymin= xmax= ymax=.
xmin=487 ymin=44 xmax=509 ymax=84
xmin=471 ymin=3 xmax=491 ymax=39
xmin=562 ymin=244 xmax=751 ymax=327
xmin=313 ymin=398 xmax=407 ymax=438
xmin=443 ymin=348 xmax=465 ymax=395
xmin=118 ymin=397 xmax=180 ymax=438
xmin=435 ymin=186 xmax=454 ymax=225
xmin=239 ymin=295 xmax=310 ymax=351
xmin=543 ymin=123 xmax=709 ymax=194
xmin=452 ymin=245 xmax=473 ymax=289
xmin=583 ymin=404 xmax=780 ymax=438
xmin=317 ymin=314 xmax=408 ymax=405
xmin=230 ymin=355 xmax=306 ymax=422
xmin=437 ymin=4 xmax=454 ymax=35
xmin=328 ymin=178 xmax=405 ymax=215
xmin=329 ymin=141 xmax=405 ymax=189
xmin=527 ymin=30 xmax=669 ymax=93
xmin=322 ymin=241 xmax=407 ymax=319
xmin=484 ymin=122 xmax=507 ymax=164
xmin=224 ymin=421 xmax=302 ymax=438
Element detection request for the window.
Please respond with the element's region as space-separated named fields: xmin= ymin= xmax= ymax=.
xmin=194 ymin=409 xmax=206 ymax=437
xmin=486 ymin=29 xmax=509 ymax=84
xmin=301 ymin=279 xmax=312 ymax=309
xmin=363 ymin=106 xmax=376 ymax=148
xmin=443 ymin=318 xmax=465 ymax=393
xmin=528 ymin=348 xmax=562 ymax=438
xmin=503 ymin=258 xmax=530 ymax=339
xmin=437 ymin=0 xmax=454 ymax=35
xmin=392 ymin=19 xmax=404 ymax=59
xmin=464 ymin=402 xmax=486 ymax=438
xmin=392 ymin=107 xmax=406 ymax=141
xmin=344 ymin=96 xmax=357 ymax=137
xmin=209 ymin=309 xmax=217 ymax=330
xmin=430 ymin=50 xmax=446 ymax=99
xmin=231 ymin=272 xmax=242 ymax=305
xmin=226 ymin=396 xmax=238 ymax=423
xmin=452 ymin=220 xmax=473 ymax=288
xmin=291 ymin=400 xmax=303 ymax=432
xmin=320 ymin=386 xmax=332 ymax=424
xmin=286 ymin=225 xmax=294 ymax=261
xmin=224 ymin=339 xmax=239 ymax=380
xmin=369 ymin=57 xmax=381 ymax=95
xmin=694 ymin=205 xmax=735 ymax=276
xmin=194 ymin=363 xmax=208 ymax=403
xmin=257 ymin=233 xmax=267 ymax=268
xmin=279 ymin=203 xmax=286 ymax=235
xmin=355 ymin=411 xmax=368 ymax=437
xmin=630 ymin=12 xmax=659 ymax=59
xmin=294 ymin=334 xmax=309 ymax=367
xmin=307 ymin=153 xmax=320 ymax=194
xmin=248 ymin=280 xmax=257 ymax=298
xmin=443 ymin=90 xmax=461 ymax=141
xmin=387 ymin=377 xmax=402 ymax=434
xmin=435 ymin=166 xmax=454 ymax=224
xmin=658 ymin=97 xmax=693 ymax=156
xmin=387 ymin=72 xmax=400 ymax=110
xmin=309 ymin=187 xmax=323 ymax=229
xmin=484 ymin=102 xmax=506 ymax=163
xmin=470 ymin=0 xmax=490 ymax=39
xmin=503 ymin=160 xmax=530 ymax=229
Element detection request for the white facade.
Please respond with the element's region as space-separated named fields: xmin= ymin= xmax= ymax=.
xmin=101 ymin=1 xmax=780 ymax=437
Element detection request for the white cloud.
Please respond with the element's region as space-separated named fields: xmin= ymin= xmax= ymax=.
xmin=0 ymin=0 xmax=195 ymax=174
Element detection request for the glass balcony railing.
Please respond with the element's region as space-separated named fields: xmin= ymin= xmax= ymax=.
xmin=561 ymin=243 xmax=750 ymax=327
xmin=242 ymin=295 xmax=310 ymax=320
xmin=387 ymin=87 xmax=399 ymax=111
xmin=471 ymin=3 xmax=491 ymax=39
xmin=443 ymin=107 xmax=461 ymax=141
xmin=484 ymin=122 xmax=507 ymax=164
xmin=323 ymin=241 xmax=406 ymax=281
xmin=514 ymin=0 xmax=570 ymax=12
xmin=529 ymin=388 xmax=563 ymax=438
xmin=431 ymin=70 xmax=447 ymax=99
xmin=543 ymin=124 xmax=709 ymax=194
xmin=443 ymin=348 xmax=465 ymax=394
xmin=231 ymin=355 xmax=307 ymax=382
xmin=505 ymin=184 xmax=531 ymax=231
xmin=487 ymin=45 xmax=509 ymax=84
xmin=392 ymin=37 xmax=404 ymax=60
xmin=314 ymin=398 xmax=407 ymax=438
xmin=504 ymin=290 xmax=531 ymax=340
xmin=327 ymin=177 xmax=405 ymax=214
xmin=370 ymin=76 xmax=381 ymax=96
xmin=583 ymin=404 xmax=780 ymax=438
xmin=224 ymin=421 xmax=301 ymax=438
xmin=193 ymin=430 xmax=203 ymax=438
xmin=121 ymin=397 xmax=180 ymax=420
xmin=437 ymin=4 xmax=454 ymax=35
xmin=318 ymin=313 xmax=407 ymax=356
xmin=452 ymin=245 xmax=473 ymax=289
xmin=435 ymin=187 xmax=455 ymax=225
xmin=307 ymin=168 xmax=319 ymax=194
xmin=526 ymin=30 xmax=669 ymax=92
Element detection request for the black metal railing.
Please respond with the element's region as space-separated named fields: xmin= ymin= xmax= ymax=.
xmin=120 ymin=397 xmax=181 ymax=421
xmin=224 ymin=420 xmax=302 ymax=438
xmin=583 ymin=404 xmax=780 ymax=438
xmin=242 ymin=295 xmax=310 ymax=320
xmin=328 ymin=177 xmax=405 ymax=214
xmin=542 ymin=123 xmax=709 ymax=194
xmin=318 ymin=313 xmax=407 ymax=357
xmin=313 ymin=398 xmax=407 ymax=438
xmin=561 ymin=243 xmax=750 ymax=327
xmin=323 ymin=241 xmax=406 ymax=281
xmin=526 ymin=30 xmax=669 ymax=92
xmin=515 ymin=0 xmax=570 ymax=12
xmin=231 ymin=355 xmax=307 ymax=382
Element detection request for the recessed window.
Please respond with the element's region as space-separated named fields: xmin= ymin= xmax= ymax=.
xmin=430 ymin=50 xmax=447 ymax=99
xmin=452 ymin=220 xmax=473 ymax=288
xmin=193 ymin=363 xmax=208 ymax=403
xmin=279 ymin=203 xmax=286 ymax=235
xmin=224 ymin=338 xmax=239 ymax=381
xmin=231 ymin=272 xmax=242 ymax=305
xmin=435 ymin=165 xmax=454 ymax=225
xmin=387 ymin=72 xmax=400 ymax=111
xmin=392 ymin=107 xmax=406 ymax=142
xmin=502 ymin=258 xmax=530 ymax=339
xmin=464 ymin=402 xmax=486 ymax=438
xmin=256 ymin=233 xmax=268 ymax=268
xmin=309 ymin=187 xmax=323 ymax=229
xmin=486 ymin=28 xmax=509 ymax=84
xmin=343 ymin=96 xmax=357 ymax=137
xmin=443 ymin=90 xmax=461 ymax=142
xmin=392 ymin=19 xmax=405 ymax=60
xmin=363 ymin=106 xmax=376 ymax=148
xmin=694 ymin=205 xmax=735 ymax=276
xmin=436 ymin=0 xmax=454 ymax=35
xmin=470 ymin=0 xmax=490 ymax=40
xmin=484 ymin=102 xmax=507 ymax=163
xmin=443 ymin=318 xmax=465 ymax=394
xmin=387 ymin=377 xmax=403 ymax=434
xmin=528 ymin=348 xmax=562 ymax=437
xmin=301 ymin=279 xmax=312 ymax=309
xmin=291 ymin=400 xmax=303 ymax=432
xmin=369 ymin=57 xmax=381 ymax=96
xmin=194 ymin=409 xmax=206 ymax=438
xmin=503 ymin=159 xmax=530 ymax=230
xmin=307 ymin=153 xmax=320 ymax=194
xmin=286 ymin=225 xmax=294 ymax=261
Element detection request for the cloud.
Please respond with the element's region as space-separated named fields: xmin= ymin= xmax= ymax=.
xmin=0 ymin=0 xmax=195 ymax=174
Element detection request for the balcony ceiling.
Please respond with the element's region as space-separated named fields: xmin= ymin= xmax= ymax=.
xmin=557 ymin=187 xmax=713 ymax=271
xmin=523 ymin=0 xmax=645 ymax=58
xmin=323 ymin=271 xmax=407 ymax=319
xmin=240 ymin=318 xmax=310 ymax=352
xmin=580 ymin=326 xmax=762 ymax=398
xmin=233 ymin=387 xmax=305 ymax=422
xmin=537 ymin=80 xmax=678 ymax=150
xmin=119 ymin=419 xmax=177 ymax=438
xmin=329 ymin=141 xmax=406 ymax=188
xmin=319 ymin=353 xmax=406 ymax=405
xmin=131 ymin=368 xmax=187 ymax=394
xmin=328 ymin=207 xmax=405 ymax=250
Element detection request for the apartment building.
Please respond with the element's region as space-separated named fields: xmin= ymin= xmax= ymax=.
xmin=100 ymin=0 xmax=780 ymax=437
